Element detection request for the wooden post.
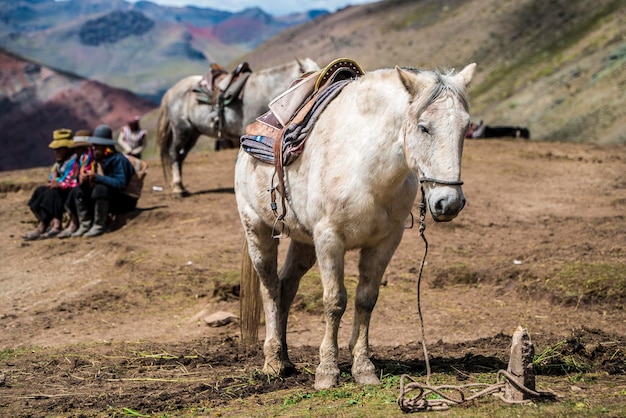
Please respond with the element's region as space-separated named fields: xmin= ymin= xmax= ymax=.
xmin=504 ymin=326 xmax=536 ymax=401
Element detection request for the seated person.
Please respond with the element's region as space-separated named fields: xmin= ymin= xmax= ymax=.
xmin=23 ymin=129 xmax=77 ymax=240
xmin=72 ymin=125 xmax=138 ymax=238
xmin=58 ymin=129 xmax=94 ymax=238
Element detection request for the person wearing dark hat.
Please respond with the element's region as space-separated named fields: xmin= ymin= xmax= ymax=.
xmin=73 ymin=124 xmax=137 ymax=237
xmin=58 ymin=130 xmax=94 ymax=238
xmin=23 ymin=129 xmax=77 ymax=240
xmin=117 ymin=116 xmax=146 ymax=159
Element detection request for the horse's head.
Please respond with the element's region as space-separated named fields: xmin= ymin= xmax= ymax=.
xmin=396 ymin=63 xmax=476 ymax=222
xmin=295 ymin=57 xmax=320 ymax=74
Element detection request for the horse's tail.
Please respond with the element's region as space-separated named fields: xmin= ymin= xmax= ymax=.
xmin=156 ymin=95 xmax=173 ymax=183
xmin=240 ymin=238 xmax=262 ymax=348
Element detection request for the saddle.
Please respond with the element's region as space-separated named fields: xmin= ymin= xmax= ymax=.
xmin=195 ymin=62 xmax=252 ymax=105
xmin=193 ymin=62 xmax=253 ymax=137
xmin=240 ymin=58 xmax=364 ymax=237
xmin=241 ymin=58 xmax=365 ymax=164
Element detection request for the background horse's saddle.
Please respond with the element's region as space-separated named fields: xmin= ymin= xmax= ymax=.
xmin=194 ymin=62 xmax=252 ymax=105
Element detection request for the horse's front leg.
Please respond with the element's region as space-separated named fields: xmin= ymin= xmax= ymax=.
xmin=169 ymin=136 xmax=188 ymax=197
xmin=350 ymin=229 xmax=404 ymax=385
xmin=314 ymin=230 xmax=347 ymax=390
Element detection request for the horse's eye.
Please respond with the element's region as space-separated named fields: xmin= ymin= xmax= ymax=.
xmin=419 ymin=124 xmax=430 ymax=134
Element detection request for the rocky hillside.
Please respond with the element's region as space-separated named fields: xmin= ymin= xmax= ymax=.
xmin=239 ymin=0 xmax=625 ymax=144
xmin=0 ymin=49 xmax=156 ymax=171
xmin=0 ymin=0 xmax=327 ymax=101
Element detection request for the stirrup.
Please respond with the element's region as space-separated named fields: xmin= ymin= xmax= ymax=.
xmin=271 ymin=216 xmax=290 ymax=239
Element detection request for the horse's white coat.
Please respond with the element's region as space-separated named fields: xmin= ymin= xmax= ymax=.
xmin=157 ymin=58 xmax=319 ymax=194
xmin=235 ymin=63 xmax=476 ymax=389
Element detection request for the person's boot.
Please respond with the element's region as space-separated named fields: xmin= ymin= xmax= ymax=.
xmin=71 ymin=199 xmax=92 ymax=237
xmin=22 ymin=221 xmax=47 ymax=241
xmin=84 ymin=200 xmax=109 ymax=237
xmin=58 ymin=214 xmax=78 ymax=239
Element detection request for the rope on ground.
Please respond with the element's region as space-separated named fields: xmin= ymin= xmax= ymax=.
xmin=397 ymin=185 xmax=556 ymax=413
xmin=397 ymin=369 xmax=554 ymax=412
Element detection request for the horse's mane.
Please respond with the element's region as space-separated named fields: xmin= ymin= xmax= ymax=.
xmin=399 ymin=67 xmax=470 ymax=110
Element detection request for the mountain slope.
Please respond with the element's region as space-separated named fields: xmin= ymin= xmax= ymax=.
xmin=0 ymin=0 xmax=327 ymax=100
xmin=238 ymin=0 xmax=625 ymax=143
xmin=0 ymin=48 xmax=156 ymax=171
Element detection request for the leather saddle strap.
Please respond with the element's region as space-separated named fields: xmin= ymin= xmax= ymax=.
xmin=271 ymin=127 xmax=287 ymax=222
xmin=269 ymin=84 xmax=323 ymax=226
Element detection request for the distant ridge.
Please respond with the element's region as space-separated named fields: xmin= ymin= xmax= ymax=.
xmin=0 ymin=48 xmax=156 ymax=171
xmin=0 ymin=0 xmax=328 ymax=100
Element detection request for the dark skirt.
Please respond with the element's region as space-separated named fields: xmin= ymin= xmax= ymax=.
xmin=28 ymin=185 xmax=70 ymax=224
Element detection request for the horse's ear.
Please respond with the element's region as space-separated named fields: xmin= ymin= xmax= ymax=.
xmin=294 ymin=57 xmax=304 ymax=72
xmin=457 ymin=63 xmax=477 ymax=87
xmin=395 ymin=66 xmax=427 ymax=96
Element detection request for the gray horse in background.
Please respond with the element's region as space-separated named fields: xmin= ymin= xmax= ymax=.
xmin=157 ymin=58 xmax=319 ymax=196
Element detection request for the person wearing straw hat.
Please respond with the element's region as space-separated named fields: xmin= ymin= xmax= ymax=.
xmin=23 ymin=129 xmax=77 ymax=240
xmin=73 ymin=124 xmax=137 ymax=237
xmin=57 ymin=129 xmax=94 ymax=238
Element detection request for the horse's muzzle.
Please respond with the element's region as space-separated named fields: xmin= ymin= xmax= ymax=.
xmin=428 ymin=187 xmax=466 ymax=222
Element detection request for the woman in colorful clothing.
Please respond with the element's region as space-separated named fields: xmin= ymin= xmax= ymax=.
xmin=23 ymin=129 xmax=77 ymax=240
xmin=116 ymin=116 xmax=146 ymax=159
xmin=58 ymin=130 xmax=94 ymax=238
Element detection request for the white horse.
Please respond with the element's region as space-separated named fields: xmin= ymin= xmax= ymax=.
xmin=157 ymin=58 xmax=319 ymax=195
xmin=235 ymin=63 xmax=476 ymax=389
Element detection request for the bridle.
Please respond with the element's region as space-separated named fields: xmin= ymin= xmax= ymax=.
xmin=419 ymin=177 xmax=463 ymax=186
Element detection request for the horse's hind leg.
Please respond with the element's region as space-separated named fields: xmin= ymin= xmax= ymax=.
xmin=246 ymin=229 xmax=316 ymax=377
xmin=170 ymin=158 xmax=185 ymax=196
xmin=170 ymin=131 xmax=199 ymax=196
xmin=276 ymin=240 xmax=317 ymax=369
xmin=350 ymin=230 xmax=404 ymax=385
xmin=169 ymin=136 xmax=186 ymax=196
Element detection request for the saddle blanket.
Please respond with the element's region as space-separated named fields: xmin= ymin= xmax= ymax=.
xmin=240 ymin=78 xmax=352 ymax=165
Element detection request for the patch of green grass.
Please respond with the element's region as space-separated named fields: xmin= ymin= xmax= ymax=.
xmin=471 ymin=0 xmax=624 ymax=114
xmin=534 ymin=339 xmax=592 ymax=375
xmin=215 ymin=372 xmax=624 ymax=418
xmin=545 ymin=262 xmax=626 ymax=305
xmin=0 ymin=346 xmax=36 ymax=361
xmin=283 ymin=378 xmax=398 ymax=409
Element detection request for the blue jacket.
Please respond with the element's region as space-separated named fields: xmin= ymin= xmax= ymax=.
xmin=95 ymin=152 xmax=135 ymax=191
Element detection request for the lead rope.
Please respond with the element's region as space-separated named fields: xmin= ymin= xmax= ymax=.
xmin=397 ymin=185 xmax=554 ymax=412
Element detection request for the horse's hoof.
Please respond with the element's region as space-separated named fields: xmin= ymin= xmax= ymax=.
xmin=172 ymin=184 xmax=190 ymax=197
xmin=262 ymin=360 xmax=287 ymax=377
xmin=352 ymin=355 xmax=379 ymax=385
xmin=314 ymin=373 xmax=339 ymax=390
xmin=354 ymin=371 xmax=380 ymax=385
xmin=314 ymin=364 xmax=340 ymax=390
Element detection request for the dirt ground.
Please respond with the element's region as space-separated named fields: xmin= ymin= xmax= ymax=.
xmin=1 ymin=138 xmax=625 ymax=417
